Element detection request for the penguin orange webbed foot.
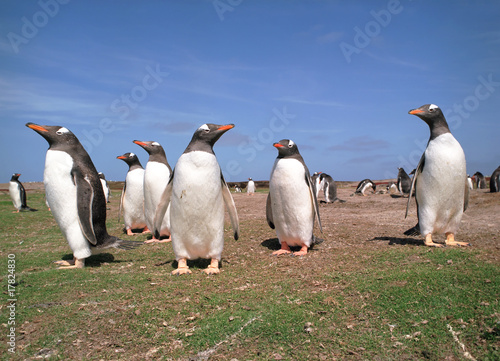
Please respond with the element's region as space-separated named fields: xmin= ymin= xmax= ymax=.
xmin=203 ymin=259 xmax=220 ymax=275
xmin=141 ymin=226 xmax=151 ymax=234
xmin=292 ymin=245 xmax=308 ymax=256
xmin=272 ymin=242 xmax=292 ymax=256
xmin=445 ymin=233 xmax=471 ymax=247
xmin=424 ymin=234 xmax=445 ymax=248
xmin=144 ymin=236 xmax=171 ymax=244
xmin=126 ymin=228 xmax=135 ymax=236
xmin=172 ymin=258 xmax=191 ymax=275
xmin=54 ymin=258 xmax=85 ymax=269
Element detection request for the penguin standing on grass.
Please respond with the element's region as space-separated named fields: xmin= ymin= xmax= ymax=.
xmin=489 ymin=166 xmax=500 ymax=193
xmin=396 ymin=167 xmax=412 ymax=197
xmin=9 ymin=173 xmax=37 ymax=212
xmin=98 ymin=172 xmax=110 ymax=203
xmin=154 ymin=124 xmax=239 ymax=275
xmin=266 ymin=139 xmax=322 ymax=256
xmin=473 ymin=171 xmax=487 ymax=189
xmin=26 ymin=123 xmax=142 ymax=269
xmin=117 ymin=152 xmax=148 ymax=235
xmin=134 ymin=140 xmax=172 ymax=243
xmin=319 ymin=173 xmax=345 ymax=204
xmin=404 ymin=104 xmax=470 ymax=247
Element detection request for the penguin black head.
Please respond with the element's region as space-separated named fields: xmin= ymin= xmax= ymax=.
xmin=117 ymin=152 xmax=143 ymax=170
xmin=408 ymin=104 xmax=451 ymax=140
xmin=273 ymin=139 xmax=300 ymax=158
xmin=133 ymin=140 xmax=164 ymax=156
xmin=11 ymin=173 xmax=21 ymax=181
xmin=184 ymin=123 xmax=234 ymax=154
xmin=98 ymin=172 xmax=106 ymax=180
xmin=26 ymin=123 xmax=82 ymax=150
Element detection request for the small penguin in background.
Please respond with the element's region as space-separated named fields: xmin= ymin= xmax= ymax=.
xmin=98 ymin=172 xmax=110 ymax=203
xmin=473 ymin=171 xmax=487 ymax=189
xmin=387 ymin=182 xmax=399 ymax=195
xmin=134 ymin=140 xmax=172 ymax=243
xmin=26 ymin=123 xmax=142 ymax=269
xmin=117 ymin=152 xmax=148 ymax=235
xmin=311 ymin=172 xmax=323 ymax=200
xmin=490 ymin=166 xmax=500 ymax=193
xmin=467 ymin=175 xmax=474 ymax=190
xmin=234 ymin=185 xmax=242 ymax=193
xmin=352 ymin=179 xmax=376 ymax=196
xmin=247 ymin=177 xmax=256 ymax=195
xmin=9 ymin=173 xmax=37 ymax=212
xmin=154 ymin=124 xmax=239 ymax=275
xmin=319 ymin=173 xmax=345 ymax=204
xmin=267 ymin=139 xmax=322 ymax=256
xmin=404 ymin=104 xmax=470 ymax=247
xmin=397 ymin=167 xmax=412 ymax=197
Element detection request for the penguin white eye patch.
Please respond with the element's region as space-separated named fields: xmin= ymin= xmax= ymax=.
xmin=152 ymin=141 xmax=160 ymax=146
xmin=199 ymin=124 xmax=210 ymax=131
xmin=429 ymin=104 xmax=439 ymax=111
xmin=56 ymin=127 xmax=70 ymax=135
xmin=288 ymin=140 xmax=295 ymax=147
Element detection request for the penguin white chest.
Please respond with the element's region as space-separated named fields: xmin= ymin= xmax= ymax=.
xmin=123 ymin=168 xmax=146 ymax=228
xmin=170 ymin=151 xmax=225 ymax=260
xmin=44 ymin=150 xmax=92 ymax=259
xmin=417 ymin=133 xmax=466 ymax=235
xmin=144 ymin=162 xmax=171 ymax=232
xmin=269 ymin=159 xmax=315 ymax=247
xmin=9 ymin=182 xmax=22 ymax=210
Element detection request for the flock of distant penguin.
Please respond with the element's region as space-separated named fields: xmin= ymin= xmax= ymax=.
xmin=7 ymin=104 xmax=499 ymax=272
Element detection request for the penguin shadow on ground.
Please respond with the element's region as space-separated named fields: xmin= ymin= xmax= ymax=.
xmin=57 ymin=253 xmax=123 ymax=268
xmin=260 ymin=238 xmax=322 ymax=253
xmin=369 ymin=236 xmax=423 ymax=246
xmin=155 ymin=259 xmax=219 ymax=272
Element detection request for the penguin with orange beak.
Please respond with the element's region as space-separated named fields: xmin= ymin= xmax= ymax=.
xmin=26 ymin=123 xmax=142 ymax=269
xmin=154 ymin=124 xmax=239 ymax=275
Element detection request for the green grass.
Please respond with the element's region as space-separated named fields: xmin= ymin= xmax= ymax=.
xmin=0 ymin=189 xmax=498 ymax=360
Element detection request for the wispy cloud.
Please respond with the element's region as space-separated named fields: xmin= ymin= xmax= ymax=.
xmin=364 ymin=50 xmax=428 ymax=71
xmin=275 ymin=96 xmax=345 ymax=108
xmin=328 ymin=135 xmax=390 ymax=152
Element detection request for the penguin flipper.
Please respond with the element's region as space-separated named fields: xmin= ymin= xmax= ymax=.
xmin=72 ymin=170 xmax=98 ymax=246
xmin=405 ymin=154 xmax=425 ymax=219
xmin=18 ymin=183 xmax=28 ymax=208
xmin=153 ymin=170 xmax=174 ymax=239
xmin=463 ymin=177 xmax=469 ymax=212
xmin=118 ymin=184 xmax=125 ymax=222
xmin=305 ymin=173 xmax=322 ymax=233
xmin=266 ymin=193 xmax=274 ymax=229
xmin=220 ymin=172 xmax=240 ymax=240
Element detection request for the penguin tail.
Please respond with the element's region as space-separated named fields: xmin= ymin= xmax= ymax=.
xmin=21 ymin=206 xmax=38 ymax=212
xmin=335 ymin=198 xmax=347 ymax=204
xmin=99 ymin=235 xmax=143 ymax=251
xmin=404 ymin=224 xmax=420 ymax=237
xmin=312 ymin=236 xmax=325 ymax=246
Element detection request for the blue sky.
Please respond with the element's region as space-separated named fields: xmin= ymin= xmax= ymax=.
xmin=1 ymin=0 xmax=499 ymax=183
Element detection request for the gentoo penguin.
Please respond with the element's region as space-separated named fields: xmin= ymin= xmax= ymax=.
xmin=387 ymin=182 xmax=398 ymax=195
xmin=98 ymin=172 xmax=110 ymax=203
xmin=117 ymin=152 xmax=148 ymax=235
xmin=133 ymin=140 xmax=172 ymax=243
xmin=26 ymin=123 xmax=142 ymax=268
xmin=396 ymin=167 xmax=412 ymax=197
xmin=234 ymin=185 xmax=242 ymax=192
xmin=311 ymin=172 xmax=323 ymax=200
xmin=490 ymin=166 xmax=500 ymax=193
xmin=266 ymin=139 xmax=322 ymax=256
xmin=9 ymin=173 xmax=37 ymax=212
xmin=473 ymin=171 xmax=487 ymax=189
xmin=319 ymin=173 xmax=345 ymax=204
xmin=353 ymin=179 xmax=376 ymax=196
xmin=404 ymin=104 xmax=470 ymax=247
xmin=154 ymin=124 xmax=239 ymax=275
xmin=247 ymin=177 xmax=256 ymax=195
xmin=467 ymin=175 xmax=474 ymax=190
